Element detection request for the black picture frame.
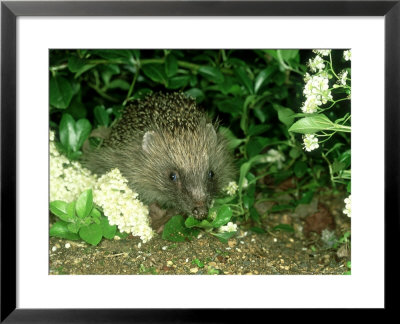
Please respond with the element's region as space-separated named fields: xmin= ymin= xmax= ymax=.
xmin=1 ymin=0 xmax=398 ymax=321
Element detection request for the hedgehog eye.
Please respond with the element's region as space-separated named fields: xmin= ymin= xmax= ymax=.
xmin=169 ymin=172 xmax=178 ymax=182
xmin=208 ymin=170 xmax=215 ymax=179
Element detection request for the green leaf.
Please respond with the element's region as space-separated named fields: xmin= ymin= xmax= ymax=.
xmin=67 ymin=223 xmax=80 ymax=234
xmin=269 ymin=204 xmax=294 ymax=213
xmin=90 ymin=208 xmax=101 ymax=220
xmin=274 ymin=104 xmax=295 ymax=127
xmin=210 ymin=231 xmax=236 ymax=243
xmin=235 ymin=67 xmax=253 ymax=94
xmin=162 ymin=215 xmax=199 ymax=242
xmin=50 ymin=221 xmax=80 ymax=240
xmin=59 ymin=114 xmax=91 ymax=153
xmin=50 ymin=76 xmax=74 ymax=109
xmin=297 ymin=190 xmax=315 ymax=205
xmin=279 ymin=49 xmax=299 ymax=61
xmin=99 ymin=64 xmax=121 ymax=85
xmin=249 ymin=207 xmax=260 ymax=223
xmin=91 ymin=49 xmax=135 ymax=64
xmin=75 ymin=189 xmax=93 ymax=219
xmin=219 ymin=126 xmax=245 ymax=150
xmin=294 ymin=161 xmax=308 ymax=178
xmin=289 ymin=147 xmax=302 ymax=159
xmin=100 ymin=216 xmax=117 ymax=240
xmin=59 ymin=113 xmax=76 ymax=153
xmin=94 ymin=105 xmax=110 ymax=126
xmin=79 ymin=223 xmax=103 ymax=246
xmin=142 ymin=63 xmax=168 ymax=84
xmin=108 ymin=79 xmax=130 ymax=90
xmin=74 ymin=119 xmax=92 ymax=151
xmin=240 ymin=95 xmax=257 ymax=134
xmin=247 ymin=124 xmax=270 ymax=137
xmin=192 ymin=258 xmax=204 ymax=268
xmin=211 ymin=206 xmax=232 ymax=228
xmin=184 ymin=88 xmax=205 ymax=103
xmin=272 ymin=224 xmax=295 ymax=232
xmin=165 ymin=54 xmax=178 ymax=77
xmin=167 ymin=76 xmax=190 ymax=89
xmin=49 ymin=200 xmax=69 ymax=220
xmin=254 ymin=66 xmax=276 ymax=93
xmin=288 ymin=115 xmax=335 ymax=134
xmin=250 ymin=226 xmax=266 ymax=234
xmin=198 ymin=66 xmax=224 ymax=83
xmin=238 ymin=155 xmax=266 ymax=192
xmin=246 ymin=136 xmax=271 ymax=158
xmin=67 ymin=201 xmax=76 ymax=218
xmin=185 ymin=217 xmax=201 ymax=228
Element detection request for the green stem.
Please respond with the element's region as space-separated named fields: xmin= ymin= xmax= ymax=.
xmin=88 ymin=83 xmax=119 ymax=103
xmin=123 ymin=66 xmax=140 ymax=106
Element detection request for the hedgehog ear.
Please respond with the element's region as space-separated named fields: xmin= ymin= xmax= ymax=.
xmin=142 ymin=131 xmax=155 ymax=153
xmin=206 ymin=123 xmax=217 ymax=141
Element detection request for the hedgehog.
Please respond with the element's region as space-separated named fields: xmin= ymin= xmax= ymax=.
xmin=82 ymin=92 xmax=236 ymax=224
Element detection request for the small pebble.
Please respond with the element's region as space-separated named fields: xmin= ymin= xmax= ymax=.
xmin=273 ymin=238 xmax=278 ymax=242
xmin=113 ymin=236 xmax=121 ymax=241
xmin=167 ymin=261 xmax=173 ymax=266
xmin=65 ymin=243 xmax=71 ymax=249
xmin=137 ymin=243 xmax=142 ymax=249
xmin=190 ymin=267 xmax=198 ymax=273
xmin=51 ymin=246 xmax=57 ymax=252
xmin=162 ymin=246 xmax=168 ymax=251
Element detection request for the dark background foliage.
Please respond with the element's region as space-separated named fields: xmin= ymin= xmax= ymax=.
xmin=49 ymin=49 xmax=351 ymax=226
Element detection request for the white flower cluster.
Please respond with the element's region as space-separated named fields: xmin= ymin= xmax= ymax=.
xmin=343 ymin=195 xmax=351 ymax=218
xmin=50 ymin=130 xmax=97 ymax=202
xmin=338 ymin=70 xmax=348 ymax=86
xmin=302 ymin=134 xmax=319 ymax=152
xmin=50 ymin=131 xmax=154 ymax=242
xmin=224 ymin=181 xmax=239 ymax=196
xmin=308 ymin=55 xmax=325 ymax=73
xmin=265 ymin=149 xmax=285 ymax=169
xmin=93 ymin=168 xmax=154 ymax=243
xmin=313 ymin=50 xmax=331 ymax=57
xmin=301 ymin=73 xmax=333 ymax=113
xmin=218 ymin=222 xmax=237 ymax=233
xmin=343 ymin=50 xmax=351 ymax=61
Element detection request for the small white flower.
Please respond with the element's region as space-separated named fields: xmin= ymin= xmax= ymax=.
xmin=302 ymin=134 xmax=319 ymax=152
xmin=302 ymin=74 xmax=332 ymax=109
xmin=313 ymin=50 xmax=331 ymax=57
xmin=308 ymin=55 xmax=325 ymax=72
xmin=339 ymin=70 xmax=348 ymax=86
xmin=301 ymin=95 xmax=320 ymax=114
xmin=343 ymin=50 xmax=351 ymax=61
xmin=218 ymin=222 xmax=237 ymax=233
xmin=209 ymin=210 xmax=217 ymax=221
xmin=265 ymin=149 xmax=285 ymax=169
xmin=93 ymin=168 xmax=154 ymax=243
xmin=224 ymin=181 xmax=238 ymax=196
xmin=343 ymin=195 xmax=351 ymax=217
xmin=49 ymin=131 xmax=97 ymax=203
xmin=65 ymin=243 xmax=71 ymax=249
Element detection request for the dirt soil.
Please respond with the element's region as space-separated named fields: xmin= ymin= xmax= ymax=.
xmin=49 ymin=193 xmax=351 ymax=275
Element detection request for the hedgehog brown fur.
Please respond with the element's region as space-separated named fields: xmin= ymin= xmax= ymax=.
xmin=82 ymin=92 xmax=236 ymax=219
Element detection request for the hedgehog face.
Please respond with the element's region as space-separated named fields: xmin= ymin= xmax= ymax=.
xmin=139 ymin=125 xmax=233 ymax=219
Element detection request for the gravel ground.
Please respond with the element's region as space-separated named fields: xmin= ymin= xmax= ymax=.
xmin=49 ymin=192 xmax=351 ymax=275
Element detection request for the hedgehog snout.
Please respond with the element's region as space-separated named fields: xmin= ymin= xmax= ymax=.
xmin=191 ymin=200 xmax=208 ymax=220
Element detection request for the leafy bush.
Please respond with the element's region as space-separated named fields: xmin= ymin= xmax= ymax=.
xmin=49 ymin=49 xmax=351 ymax=244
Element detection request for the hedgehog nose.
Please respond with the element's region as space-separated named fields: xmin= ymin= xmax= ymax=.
xmin=192 ymin=201 xmax=208 ymax=219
